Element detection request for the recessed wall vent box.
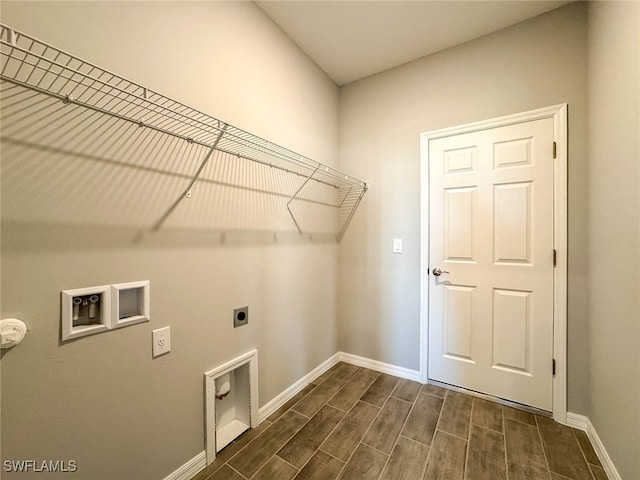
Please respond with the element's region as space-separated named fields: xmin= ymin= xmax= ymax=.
xmin=204 ymin=350 xmax=258 ymax=464
xmin=61 ymin=285 xmax=111 ymax=341
xmin=111 ymin=281 xmax=150 ymax=328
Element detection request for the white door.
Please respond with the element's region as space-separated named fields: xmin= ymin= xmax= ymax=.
xmin=428 ymin=118 xmax=554 ymax=411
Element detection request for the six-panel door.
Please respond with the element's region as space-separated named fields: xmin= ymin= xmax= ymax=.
xmin=428 ymin=118 xmax=554 ymax=411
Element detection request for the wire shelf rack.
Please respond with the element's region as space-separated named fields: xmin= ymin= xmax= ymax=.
xmin=0 ymin=24 xmax=367 ymax=239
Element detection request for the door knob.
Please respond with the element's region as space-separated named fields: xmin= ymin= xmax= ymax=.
xmin=432 ymin=268 xmax=450 ymax=276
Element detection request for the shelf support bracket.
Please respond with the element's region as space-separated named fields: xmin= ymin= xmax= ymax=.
xmin=287 ymin=166 xmax=319 ymax=234
xmin=152 ymin=125 xmax=228 ymax=231
xmin=337 ymin=185 xmax=367 ymax=241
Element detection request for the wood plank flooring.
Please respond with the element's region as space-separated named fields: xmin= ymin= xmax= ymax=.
xmin=192 ymin=363 xmax=607 ymax=480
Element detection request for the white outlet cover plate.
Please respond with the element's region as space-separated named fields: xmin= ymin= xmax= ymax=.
xmin=152 ymin=326 xmax=171 ymax=357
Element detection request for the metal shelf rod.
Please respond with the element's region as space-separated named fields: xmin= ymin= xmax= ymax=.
xmin=0 ymin=24 xmax=366 ymax=188
xmin=0 ymin=23 xmax=369 ymax=238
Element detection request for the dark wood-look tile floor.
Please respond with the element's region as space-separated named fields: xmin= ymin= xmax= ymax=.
xmin=192 ymin=363 xmax=607 ymax=480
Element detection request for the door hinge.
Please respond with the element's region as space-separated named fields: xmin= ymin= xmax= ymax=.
xmin=552 ymin=358 xmax=556 ymax=376
xmin=553 ymin=141 xmax=557 ymax=159
xmin=553 ymin=249 xmax=557 ymax=267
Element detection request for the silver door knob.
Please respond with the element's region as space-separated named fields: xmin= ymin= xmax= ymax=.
xmin=432 ymin=268 xmax=450 ymax=276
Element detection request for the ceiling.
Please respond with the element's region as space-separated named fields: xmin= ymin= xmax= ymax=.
xmin=256 ymin=1 xmax=572 ymax=85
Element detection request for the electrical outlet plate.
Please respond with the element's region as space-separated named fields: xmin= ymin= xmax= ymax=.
xmin=152 ymin=326 xmax=171 ymax=357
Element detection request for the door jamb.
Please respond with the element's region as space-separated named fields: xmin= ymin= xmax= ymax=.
xmin=419 ymin=104 xmax=568 ymax=423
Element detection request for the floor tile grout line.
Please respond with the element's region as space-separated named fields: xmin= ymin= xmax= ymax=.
xmin=376 ymin=382 xmax=421 ymax=479
xmin=199 ymin=419 xmax=274 ymax=479
xmin=504 ymin=411 xmax=552 ymax=480
xmin=205 ymin=369 xmax=605 ymax=480
xmin=356 ymin=376 xmax=399 ymax=446
xmin=518 ymin=416 xmax=554 ymax=480
xmin=273 ymin=454 xmax=301 ymax=475
xmin=422 ymin=387 xmax=450 ymax=479
xmin=431 ymin=390 xmax=449 ymax=438
xmin=433 ymin=427 xmax=468 ymax=442
xmin=398 ymin=433 xmax=431 ymax=446
xmin=227 ymin=463 xmax=249 ymax=480
xmin=463 ymin=393 xmax=474 ymax=480
xmin=503 ymin=407 xmax=511 ymax=480
xmin=331 ymin=372 xmax=397 ymax=480
xmin=290 ymin=366 xmax=383 ymax=480
xmin=327 ymin=372 xmax=378 ymax=413
xmin=534 ymin=414 xmax=556 ymax=480
xmin=288 ymin=391 xmax=360 ymax=476
xmin=289 ymin=363 xmax=355 ymax=419
xmin=470 ymin=397 xmax=502 ymax=430
xmin=316 ymin=446 xmax=347 ymax=465
xmin=471 ymin=422 xmax=507 ymax=436
xmin=289 ymin=407 xmax=311 ymax=418
xmin=358 ymin=397 xmax=383 ymax=409
xmin=504 ymin=414 xmax=538 ymax=427
xmin=571 ymin=427 xmax=599 ymax=480
xmin=421 ymin=391 xmax=446 ymax=400
xmin=274 ymin=403 xmax=347 ymax=473
xmin=229 ymin=409 xmax=314 ymax=478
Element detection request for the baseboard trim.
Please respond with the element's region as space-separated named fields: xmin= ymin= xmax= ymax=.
xmin=338 ymin=352 xmax=421 ymax=381
xmin=163 ymin=451 xmax=206 ymax=480
xmin=257 ymin=351 xmax=419 ymax=423
xmin=171 ymin=359 xmax=623 ymax=480
xmin=258 ymin=352 xmax=340 ymax=423
xmin=566 ymin=412 xmax=621 ymax=480
xmin=566 ymin=411 xmax=587 ymax=429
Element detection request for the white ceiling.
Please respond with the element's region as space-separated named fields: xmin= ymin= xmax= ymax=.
xmin=256 ymin=1 xmax=572 ymax=85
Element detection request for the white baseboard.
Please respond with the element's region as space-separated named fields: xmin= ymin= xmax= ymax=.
xmin=338 ymin=352 xmax=421 ymax=382
xmin=566 ymin=412 xmax=621 ymax=480
xmin=258 ymin=352 xmax=340 ymax=423
xmin=257 ymin=351 xmax=420 ymax=424
xmin=566 ymin=411 xmax=588 ymax=429
xmin=163 ymin=451 xmax=206 ymax=480
xmin=169 ymin=352 xmax=418 ymax=480
xmin=171 ymin=357 xmax=623 ymax=480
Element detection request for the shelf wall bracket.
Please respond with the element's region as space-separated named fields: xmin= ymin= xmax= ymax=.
xmin=337 ymin=184 xmax=367 ymax=241
xmin=152 ymin=125 xmax=228 ymax=231
xmin=287 ymin=166 xmax=319 ymax=235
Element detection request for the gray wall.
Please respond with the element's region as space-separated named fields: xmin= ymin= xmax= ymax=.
xmin=0 ymin=2 xmax=340 ymax=479
xmin=3 ymin=1 xmax=639 ymax=479
xmin=587 ymin=2 xmax=640 ymax=478
xmin=338 ymin=3 xmax=590 ymax=413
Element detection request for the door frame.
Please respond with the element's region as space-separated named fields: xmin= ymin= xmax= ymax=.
xmin=419 ymin=104 xmax=568 ymax=423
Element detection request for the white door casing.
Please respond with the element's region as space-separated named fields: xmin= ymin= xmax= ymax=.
xmin=419 ymin=105 xmax=567 ymax=421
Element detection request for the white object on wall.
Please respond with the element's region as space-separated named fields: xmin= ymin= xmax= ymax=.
xmin=61 ymin=285 xmax=111 ymax=341
xmin=0 ymin=318 xmax=27 ymax=348
xmin=393 ymin=238 xmax=403 ymax=253
xmin=111 ymin=280 xmax=150 ymax=329
xmin=215 ymin=373 xmax=231 ymax=399
xmin=61 ymin=281 xmax=150 ymax=341
xmin=152 ymin=326 xmax=171 ymax=358
xmin=204 ymin=350 xmax=259 ymax=464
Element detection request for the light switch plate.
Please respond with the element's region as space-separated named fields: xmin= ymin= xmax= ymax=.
xmin=152 ymin=326 xmax=171 ymax=357
xmin=393 ymin=238 xmax=403 ymax=254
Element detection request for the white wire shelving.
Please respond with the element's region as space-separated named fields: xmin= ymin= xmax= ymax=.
xmin=0 ymin=24 xmax=367 ymax=238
